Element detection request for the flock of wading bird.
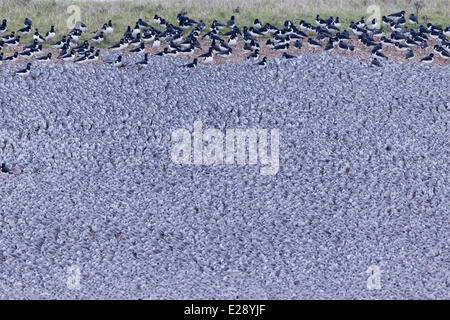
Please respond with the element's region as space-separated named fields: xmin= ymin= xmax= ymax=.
xmin=0 ymin=9 xmax=449 ymax=75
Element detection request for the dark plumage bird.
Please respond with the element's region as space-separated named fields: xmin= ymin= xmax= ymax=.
xmin=91 ymin=32 xmax=105 ymax=43
xmin=440 ymin=49 xmax=450 ymax=59
xmin=217 ymin=48 xmax=232 ymax=58
xmin=19 ymin=49 xmax=34 ymax=59
xmin=247 ymin=49 xmax=259 ymax=61
xmin=124 ymin=26 xmax=132 ymax=39
xmin=136 ymin=53 xmax=149 ymax=66
xmin=15 ymin=62 xmax=32 ymax=76
xmin=372 ymin=43 xmax=382 ymax=52
xmin=45 ymin=26 xmax=55 ymax=41
xmin=243 ymin=41 xmax=255 ymax=52
xmin=227 ymin=16 xmax=236 ymax=28
xmin=421 ymin=53 xmax=434 ymax=64
xmin=5 ymin=36 xmax=20 ymax=47
xmin=405 ymin=37 xmax=418 ymax=47
xmin=256 ymin=56 xmax=267 ymax=67
xmin=381 ymin=36 xmax=395 ymax=46
xmin=395 ymin=42 xmax=409 ymax=51
xmin=282 ymin=52 xmax=296 ymax=59
xmin=87 ymin=49 xmax=100 ymax=62
xmin=113 ymin=55 xmax=123 ymax=67
xmin=129 ymin=42 xmax=145 ymax=53
xmin=199 ymin=47 xmax=214 ymax=63
xmin=444 ymin=26 xmax=450 ymax=37
xmin=274 ymin=43 xmax=289 ymax=51
xmin=324 ymin=41 xmax=334 ymax=51
xmin=76 ymin=22 xmax=88 ymax=32
xmin=105 ymin=20 xmax=114 ymax=34
xmin=24 ymin=40 xmax=38 ymax=50
xmin=228 ymin=33 xmax=238 ymax=45
xmin=180 ymin=45 xmax=195 ymax=55
xmin=33 ymin=28 xmax=45 ymax=42
xmin=382 ymin=16 xmax=392 ymax=26
xmin=74 ymin=53 xmax=90 ymax=64
xmin=73 ymin=40 xmax=88 ymax=51
xmin=4 ymin=52 xmax=19 ymax=62
xmin=397 ymin=16 xmax=406 ymax=26
xmin=152 ymin=35 xmax=161 ymax=48
xmin=109 ymin=39 xmax=126 ymax=50
xmin=132 ymin=23 xmax=140 ymax=36
xmin=153 ymin=15 xmax=162 ymax=25
xmin=307 ymin=38 xmax=321 ymax=48
xmin=371 ymin=58 xmax=382 ymax=67
xmin=166 ymin=48 xmax=179 ymax=57
xmin=182 ymin=58 xmax=198 ymax=68
xmin=24 ymin=17 xmax=32 ymax=27
xmin=1 ymin=163 xmax=11 ymax=174
xmin=1 ymin=31 xmax=14 ymax=41
xmin=388 ymin=11 xmax=405 ymax=20
xmin=137 ymin=18 xmax=149 ymax=28
xmin=18 ymin=25 xmax=31 ymax=35
xmin=409 ymin=14 xmax=418 ymax=24
xmin=373 ymin=50 xmax=388 ymax=59
xmin=0 ymin=19 xmax=7 ymax=34
xmin=60 ymin=49 xmax=75 ymax=61
xmin=405 ymin=49 xmax=414 ymax=60
xmin=51 ymin=35 xmax=66 ymax=48
xmin=154 ymin=47 xmax=168 ymax=56
xmin=36 ymin=52 xmax=52 ymax=61
xmin=338 ymin=40 xmax=349 ymax=50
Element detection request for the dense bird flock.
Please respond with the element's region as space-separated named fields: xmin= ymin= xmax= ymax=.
xmin=0 ymin=9 xmax=449 ymax=75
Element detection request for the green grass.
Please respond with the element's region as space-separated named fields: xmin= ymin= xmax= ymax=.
xmin=0 ymin=0 xmax=449 ymax=49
